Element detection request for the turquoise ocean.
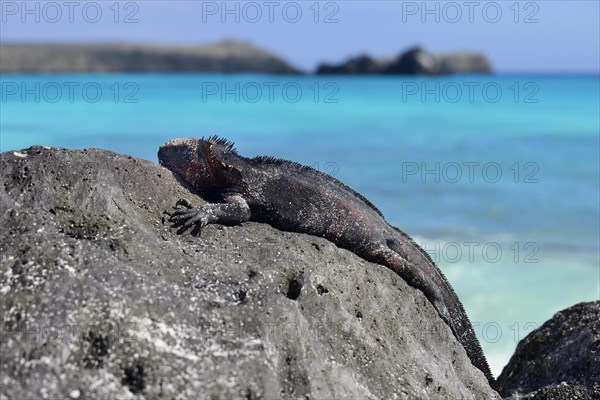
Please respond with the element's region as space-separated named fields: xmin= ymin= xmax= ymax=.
xmin=1 ymin=74 xmax=599 ymax=376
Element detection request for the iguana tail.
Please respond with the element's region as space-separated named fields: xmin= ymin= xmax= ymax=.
xmin=363 ymin=229 xmax=496 ymax=389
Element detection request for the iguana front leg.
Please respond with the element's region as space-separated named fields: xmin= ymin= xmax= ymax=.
xmin=166 ymin=195 xmax=251 ymax=234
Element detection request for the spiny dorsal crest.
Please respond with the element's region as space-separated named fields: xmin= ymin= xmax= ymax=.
xmin=205 ymin=135 xmax=238 ymax=154
xmin=252 ymin=155 xmax=385 ymax=219
xmin=252 ymin=155 xmax=325 ymax=175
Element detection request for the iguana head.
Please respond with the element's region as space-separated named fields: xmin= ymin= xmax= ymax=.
xmin=158 ymin=136 xmax=242 ymax=192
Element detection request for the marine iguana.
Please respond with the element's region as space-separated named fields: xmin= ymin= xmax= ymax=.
xmin=158 ymin=136 xmax=495 ymax=387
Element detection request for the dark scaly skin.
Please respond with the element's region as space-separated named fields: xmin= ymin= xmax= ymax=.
xmin=158 ymin=136 xmax=496 ymax=387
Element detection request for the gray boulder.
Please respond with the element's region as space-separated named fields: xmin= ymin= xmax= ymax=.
xmin=498 ymin=301 xmax=600 ymax=400
xmin=0 ymin=146 xmax=499 ymax=399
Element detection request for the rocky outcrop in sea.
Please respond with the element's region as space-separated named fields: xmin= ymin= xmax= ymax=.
xmin=316 ymin=46 xmax=493 ymax=75
xmin=498 ymin=301 xmax=600 ymax=400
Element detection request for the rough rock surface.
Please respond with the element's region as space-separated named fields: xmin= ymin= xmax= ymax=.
xmin=0 ymin=41 xmax=300 ymax=74
xmin=316 ymin=46 xmax=492 ymax=75
xmin=0 ymin=146 xmax=499 ymax=400
xmin=498 ymin=301 xmax=600 ymax=400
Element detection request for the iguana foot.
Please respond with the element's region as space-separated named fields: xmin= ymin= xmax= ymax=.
xmin=165 ymin=198 xmax=212 ymax=235
xmin=163 ymin=196 xmax=252 ymax=236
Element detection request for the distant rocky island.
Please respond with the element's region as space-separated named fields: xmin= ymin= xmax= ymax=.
xmin=1 ymin=42 xmax=492 ymax=75
xmin=0 ymin=41 xmax=300 ymax=74
xmin=316 ymin=46 xmax=493 ymax=75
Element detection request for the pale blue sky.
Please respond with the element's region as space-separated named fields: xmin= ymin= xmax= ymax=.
xmin=1 ymin=1 xmax=599 ymax=72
